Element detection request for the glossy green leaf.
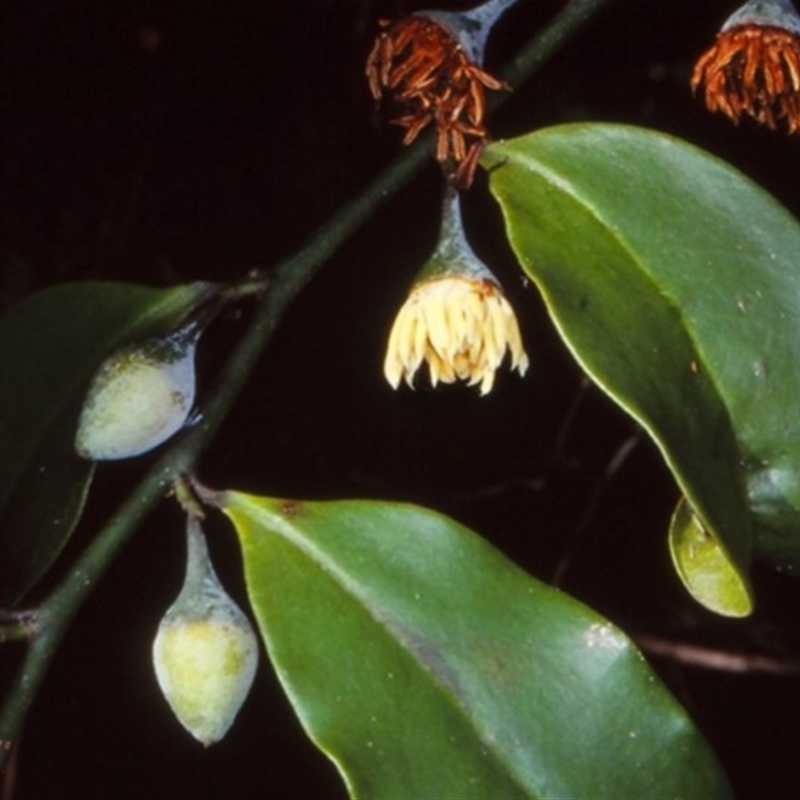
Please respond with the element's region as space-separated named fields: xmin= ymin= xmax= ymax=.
xmin=0 ymin=280 xmax=217 ymax=605
xmin=669 ymin=497 xmax=753 ymax=617
xmin=221 ymin=492 xmax=732 ymax=799
xmin=484 ymin=122 xmax=800 ymax=590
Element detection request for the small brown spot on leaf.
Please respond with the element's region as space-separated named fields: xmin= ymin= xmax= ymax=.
xmin=281 ymin=500 xmax=304 ymax=517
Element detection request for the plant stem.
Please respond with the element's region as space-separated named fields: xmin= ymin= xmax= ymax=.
xmin=0 ymin=0 xmax=614 ymax=767
xmin=503 ymin=0 xmax=612 ymax=88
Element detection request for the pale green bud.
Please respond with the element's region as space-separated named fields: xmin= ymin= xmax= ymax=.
xmin=152 ymin=517 xmax=258 ymax=746
xmin=75 ymin=321 xmax=199 ymax=460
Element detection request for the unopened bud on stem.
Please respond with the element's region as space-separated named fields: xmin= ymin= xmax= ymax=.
xmin=152 ymin=516 xmax=258 ymax=746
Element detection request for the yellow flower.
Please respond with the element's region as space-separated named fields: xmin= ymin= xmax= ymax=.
xmin=692 ymin=0 xmax=800 ymax=132
xmin=384 ymin=274 xmax=529 ymax=395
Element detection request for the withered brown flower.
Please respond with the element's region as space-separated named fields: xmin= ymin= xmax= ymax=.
xmin=692 ymin=0 xmax=800 ymax=132
xmin=366 ymin=15 xmax=507 ymax=186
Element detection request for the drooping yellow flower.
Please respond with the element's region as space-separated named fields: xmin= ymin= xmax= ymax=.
xmin=384 ymin=184 xmax=528 ymax=395
xmin=692 ymin=0 xmax=800 ymax=132
xmin=384 ymin=273 xmax=528 ymax=395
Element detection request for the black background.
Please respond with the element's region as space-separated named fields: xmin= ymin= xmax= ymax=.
xmin=2 ymin=1 xmax=800 ymax=798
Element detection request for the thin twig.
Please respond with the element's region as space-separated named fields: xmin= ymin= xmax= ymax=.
xmin=551 ymin=429 xmax=641 ymax=587
xmin=450 ymin=374 xmax=595 ymax=504
xmin=0 ymin=611 xmax=38 ymax=645
xmin=549 ymin=375 xmax=593 ymax=468
xmin=636 ymin=634 xmax=800 ymax=677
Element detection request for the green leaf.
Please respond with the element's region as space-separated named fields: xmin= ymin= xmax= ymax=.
xmin=0 ymin=280 xmax=217 ymax=605
xmin=669 ymin=497 xmax=753 ymax=617
xmin=221 ymin=492 xmax=733 ymax=800
xmin=484 ymin=122 xmax=800 ymax=591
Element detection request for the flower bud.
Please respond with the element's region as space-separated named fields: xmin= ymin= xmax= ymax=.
xmin=75 ymin=321 xmax=200 ymax=460
xmin=152 ymin=517 xmax=258 ymax=746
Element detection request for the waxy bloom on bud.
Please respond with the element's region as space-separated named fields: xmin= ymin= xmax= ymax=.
xmin=384 ymin=185 xmax=528 ymax=395
xmin=75 ymin=320 xmax=201 ymax=461
xmin=366 ymin=0 xmax=516 ymax=186
xmin=692 ymin=0 xmax=800 ymax=132
xmin=153 ymin=516 xmax=258 ymax=746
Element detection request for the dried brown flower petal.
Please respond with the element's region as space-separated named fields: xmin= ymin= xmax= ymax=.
xmin=366 ymin=15 xmax=508 ymax=187
xmin=692 ymin=21 xmax=800 ymax=132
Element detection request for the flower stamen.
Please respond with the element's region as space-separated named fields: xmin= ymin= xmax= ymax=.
xmin=366 ymin=13 xmax=509 ymax=188
xmin=384 ymin=275 xmax=528 ymax=395
xmin=692 ymin=0 xmax=800 ymax=132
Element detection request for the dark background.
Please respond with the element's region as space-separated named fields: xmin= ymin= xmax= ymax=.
xmin=2 ymin=1 xmax=800 ymax=798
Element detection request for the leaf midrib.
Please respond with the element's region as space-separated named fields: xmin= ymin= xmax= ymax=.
xmin=492 ymin=146 xmax=751 ymax=561
xmin=236 ymin=500 xmax=542 ymax=800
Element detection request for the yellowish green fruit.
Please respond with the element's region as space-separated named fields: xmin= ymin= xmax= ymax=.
xmin=152 ymin=517 xmax=258 ymax=745
xmin=75 ymin=322 xmax=199 ymax=460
